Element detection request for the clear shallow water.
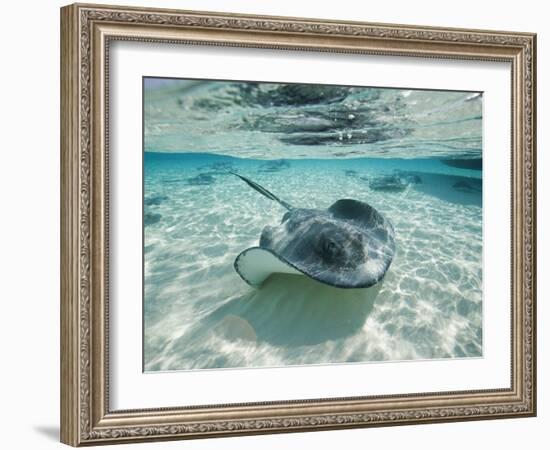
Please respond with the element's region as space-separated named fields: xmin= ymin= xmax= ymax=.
xmin=143 ymin=80 xmax=482 ymax=371
xmin=144 ymin=154 xmax=482 ymax=371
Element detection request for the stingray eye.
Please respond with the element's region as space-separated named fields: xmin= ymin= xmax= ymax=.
xmin=323 ymin=239 xmax=340 ymax=258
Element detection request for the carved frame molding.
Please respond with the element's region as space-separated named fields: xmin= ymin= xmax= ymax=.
xmin=60 ymin=3 xmax=536 ymax=446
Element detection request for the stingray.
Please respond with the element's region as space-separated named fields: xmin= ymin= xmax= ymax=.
xmin=394 ymin=170 xmax=423 ymax=185
xmin=344 ymin=169 xmax=359 ymax=178
xmin=186 ymin=173 xmax=216 ymax=186
xmin=453 ymin=180 xmax=481 ymax=193
xmin=144 ymin=212 xmax=162 ymax=226
xmin=368 ymin=174 xmax=407 ymax=192
xmin=232 ymin=173 xmax=395 ymax=289
xmin=404 ymin=174 xmax=423 ymax=185
xmin=259 ymin=159 xmax=291 ymax=173
xmin=144 ymin=194 xmax=169 ymax=206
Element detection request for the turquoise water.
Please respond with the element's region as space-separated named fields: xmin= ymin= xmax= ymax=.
xmin=143 ymin=80 xmax=483 ymax=371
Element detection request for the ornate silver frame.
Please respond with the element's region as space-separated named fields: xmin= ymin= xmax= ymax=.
xmin=60 ymin=3 xmax=536 ymax=446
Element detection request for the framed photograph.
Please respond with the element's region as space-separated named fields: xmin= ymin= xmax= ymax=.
xmin=60 ymin=3 xmax=536 ymax=446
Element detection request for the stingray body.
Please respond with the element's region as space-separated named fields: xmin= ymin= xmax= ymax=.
xmin=186 ymin=173 xmax=216 ymax=186
xmin=453 ymin=180 xmax=481 ymax=193
xmin=368 ymin=174 xmax=407 ymax=192
xmin=232 ymin=173 xmax=395 ymax=289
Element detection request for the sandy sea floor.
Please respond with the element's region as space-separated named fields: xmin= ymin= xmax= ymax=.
xmin=143 ymin=156 xmax=482 ymax=371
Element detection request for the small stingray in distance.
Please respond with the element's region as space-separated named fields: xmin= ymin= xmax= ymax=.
xmin=186 ymin=173 xmax=216 ymax=186
xmin=453 ymin=180 xmax=481 ymax=193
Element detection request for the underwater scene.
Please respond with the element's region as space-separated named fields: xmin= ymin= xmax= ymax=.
xmin=143 ymin=78 xmax=483 ymax=371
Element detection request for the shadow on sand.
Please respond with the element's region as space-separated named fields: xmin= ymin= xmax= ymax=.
xmin=208 ymin=273 xmax=381 ymax=347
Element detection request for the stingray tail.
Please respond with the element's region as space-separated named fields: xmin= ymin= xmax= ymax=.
xmin=230 ymin=172 xmax=293 ymax=210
